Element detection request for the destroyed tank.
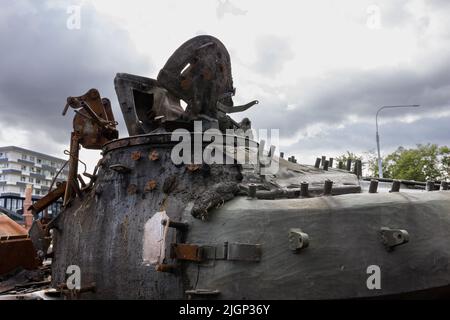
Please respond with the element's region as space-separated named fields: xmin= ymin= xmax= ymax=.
xmin=43 ymin=36 xmax=450 ymax=299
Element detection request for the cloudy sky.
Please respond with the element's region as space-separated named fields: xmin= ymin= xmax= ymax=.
xmin=1 ymin=0 xmax=450 ymax=170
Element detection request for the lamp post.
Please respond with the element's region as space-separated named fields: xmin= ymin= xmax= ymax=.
xmin=376 ymin=105 xmax=420 ymax=178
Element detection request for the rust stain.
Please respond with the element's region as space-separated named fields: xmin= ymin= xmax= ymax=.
xmin=131 ymin=151 xmax=142 ymax=161
xmin=149 ymin=150 xmax=159 ymax=161
xmin=144 ymin=180 xmax=157 ymax=192
xmin=127 ymin=184 xmax=138 ymax=195
xmin=186 ymin=164 xmax=201 ymax=172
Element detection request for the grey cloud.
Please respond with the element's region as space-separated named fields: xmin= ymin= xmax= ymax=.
xmin=216 ymin=0 xmax=247 ymax=20
xmin=252 ymin=35 xmax=294 ymax=76
xmin=241 ymin=53 xmax=450 ymax=136
xmin=0 ymin=0 xmax=152 ymax=148
xmin=284 ymin=114 xmax=450 ymax=166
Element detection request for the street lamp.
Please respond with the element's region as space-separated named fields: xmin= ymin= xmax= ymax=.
xmin=376 ymin=105 xmax=420 ymax=178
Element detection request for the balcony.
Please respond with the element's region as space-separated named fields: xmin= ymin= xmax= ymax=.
xmin=1 ymin=169 xmax=22 ymax=175
xmin=18 ymin=159 xmax=35 ymax=166
xmin=30 ymin=173 xmax=46 ymax=180
xmin=42 ymin=164 xmax=56 ymax=172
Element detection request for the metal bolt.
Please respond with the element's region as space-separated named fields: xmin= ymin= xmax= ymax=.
xmin=369 ymin=179 xmax=378 ymax=193
xmin=300 ymin=181 xmax=309 ymax=198
xmin=323 ymin=179 xmax=333 ymax=196
xmin=390 ymin=180 xmax=401 ymax=193
xmin=314 ymin=158 xmax=321 ymax=168
xmin=346 ymin=159 xmax=352 ymax=171
xmin=248 ymin=184 xmax=257 ymax=199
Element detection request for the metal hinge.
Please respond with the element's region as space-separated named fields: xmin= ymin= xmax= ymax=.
xmin=171 ymin=242 xmax=261 ymax=262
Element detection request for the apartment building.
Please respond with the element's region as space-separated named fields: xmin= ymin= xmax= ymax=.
xmin=0 ymin=146 xmax=68 ymax=215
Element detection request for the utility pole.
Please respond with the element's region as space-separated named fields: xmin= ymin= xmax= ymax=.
xmin=376 ymin=105 xmax=420 ymax=178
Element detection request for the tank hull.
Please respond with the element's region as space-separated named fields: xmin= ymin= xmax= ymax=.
xmin=51 ymin=136 xmax=450 ymax=299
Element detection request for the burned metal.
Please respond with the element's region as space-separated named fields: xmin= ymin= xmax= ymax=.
xmin=17 ymin=35 xmax=450 ymax=300
xmin=131 ymin=151 xmax=142 ymax=161
xmin=149 ymin=150 xmax=160 ymax=161
xmin=144 ymin=180 xmax=157 ymax=192
xmin=0 ymin=215 xmax=40 ymax=275
xmin=62 ymin=88 xmax=119 ymax=206
xmin=29 ymin=182 xmax=66 ymax=216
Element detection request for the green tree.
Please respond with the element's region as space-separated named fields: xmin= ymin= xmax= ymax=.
xmin=378 ymin=144 xmax=450 ymax=181
xmin=335 ymin=151 xmax=362 ymax=165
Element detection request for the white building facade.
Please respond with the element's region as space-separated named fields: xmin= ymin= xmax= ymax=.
xmin=0 ymin=146 xmax=68 ymax=214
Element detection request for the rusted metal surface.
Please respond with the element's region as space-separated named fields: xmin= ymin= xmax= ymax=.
xmin=0 ymin=214 xmax=40 ymax=275
xmin=61 ymin=89 xmax=119 ymax=206
xmin=171 ymin=243 xmax=203 ymax=262
xmin=130 ymin=151 xmax=142 ymax=161
xmin=63 ymin=88 xmax=118 ymax=149
xmin=0 ymin=214 xmax=28 ymax=238
xmin=127 ymin=184 xmax=138 ymax=195
xmin=144 ymin=180 xmax=157 ymax=192
xmin=186 ymin=164 xmax=200 ymax=172
xmin=149 ymin=150 xmax=159 ymax=161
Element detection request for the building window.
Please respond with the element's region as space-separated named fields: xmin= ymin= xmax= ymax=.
xmin=30 ymin=156 xmax=35 ymax=162
xmin=1 ymin=163 xmax=8 ymax=168
xmin=31 ymin=167 xmax=35 ymax=173
xmin=29 ymin=177 xmax=34 ymax=183
xmin=20 ymin=187 xmax=25 ymax=193
xmin=21 ymin=176 xmax=26 ymax=182
xmin=37 ymin=159 xmax=42 ymax=164
xmin=36 ymin=190 xmax=41 ymax=195
xmin=22 ymin=154 xmax=27 ymax=160
xmin=36 ymin=179 xmax=41 ymax=184
xmin=21 ymin=165 xmax=27 ymax=171
xmin=0 ymin=152 xmax=3 ymax=158
xmin=51 ymin=162 xmax=55 ymax=167
xmin=37 ymin=168 xmax=42 ymax=174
